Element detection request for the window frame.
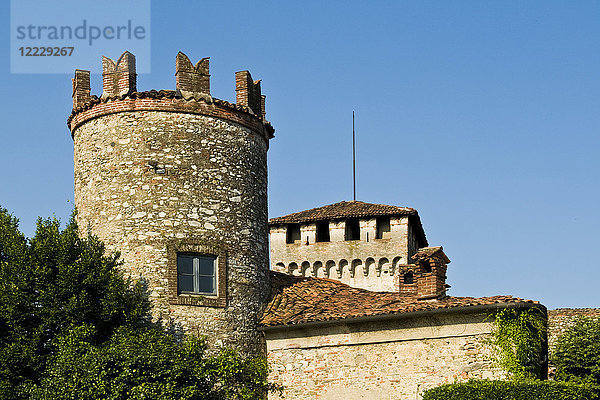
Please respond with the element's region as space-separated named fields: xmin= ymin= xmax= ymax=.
xmin=167 ymin=241 xmax=227 ymax=307
xmin=177 ymin=253 xmax=217 ymax=295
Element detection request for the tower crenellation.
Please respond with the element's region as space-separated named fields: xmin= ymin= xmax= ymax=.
xmin=69 ymin=50 xmax=273 ymax=357
xmin=101 ymin=51 xmax=137 ymax=98
xmin=72 ymin=69 xmax=91 ymax=109
xmin=175 ymin=52 xmax=210 ymax=95
xmin=235 ymin=70 xmax=263 ymax=117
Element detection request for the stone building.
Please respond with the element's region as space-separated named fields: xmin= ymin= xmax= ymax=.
xmin=68 ymin=51 xmax=546 ymax=399
xmin=265 ymin=202 xmax=544 ymax=399
xmin=69 ymin=51 xmax=273 ymax=357
xmin=269 ymin=200 xmax=428 ymax=292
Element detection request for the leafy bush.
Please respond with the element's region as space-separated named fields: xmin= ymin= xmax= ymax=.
xmin=422 ymin=380 xmax=599 ymax=400
xmin=32 ymin=325 xmax=273 ymax=400
xmin=553 ymin=316 xmax=600 ymax=386
xmin=0 ymin=207 xmax=277 ymax=399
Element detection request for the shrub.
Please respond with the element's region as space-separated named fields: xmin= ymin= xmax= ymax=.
xmin=422 ymin=380 xmax=599 ymax=400
xmin=553 ymin=316 xmax=600 ymax=386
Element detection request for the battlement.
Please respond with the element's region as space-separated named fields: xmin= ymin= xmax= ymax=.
xmin=69 ymin=51 xmax=273 ymax=140
xmin=102 ymin=51 xmax=137 ymax=98
xmin=175 ymin=52 xmax=210 ymax=95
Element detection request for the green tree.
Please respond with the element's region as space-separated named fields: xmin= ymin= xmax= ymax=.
xmin=0 ymin=207 xmax=276 ymax=399
xmin=0 ymin=208 xmax=149 ymax=398
xmin=553 ymin=316 xmax=600 ymax=386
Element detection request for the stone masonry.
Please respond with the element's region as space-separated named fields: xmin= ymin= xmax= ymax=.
xmin=269 ymin=201 xmax=427 ymax=292
xmin=69 ymin=51 xmax=274 ymax=357
xmin=265 ymin=310 xmax=507 ymax=400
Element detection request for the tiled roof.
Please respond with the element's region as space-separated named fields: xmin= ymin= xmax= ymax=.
xmin=413 ymin=246 xmax=451 ymax=263
xmin=269 ymin=200 xmax=417 ymax=225
xmin=268 ymin=200 xmax=428 ymax=247
xmin=261 ymin=271 xmax=538 ymax=327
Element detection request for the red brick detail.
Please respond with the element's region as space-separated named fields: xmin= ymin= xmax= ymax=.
xmin=235 ymin=70 xmax=262 ymax=116
xmin=72 ymin=69 xmax=91 ymax=109
xmin=68 ymin=95 xmax=273 ymax=146
xmin=102 ymin=51 xmax=137 ymax=97
xmin=175 ymin=52 xmax=210 ymax=94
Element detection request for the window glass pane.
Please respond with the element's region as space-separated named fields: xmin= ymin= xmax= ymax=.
xmin=198 ymin=256 xmax=215 ymax=276
xmin=177 ymin=254 xmax=194 ymax=275
xmin=178 ymin=275 xmax=194 ymax=293
xmin=198 ymin=276 xmax=215 ymax=294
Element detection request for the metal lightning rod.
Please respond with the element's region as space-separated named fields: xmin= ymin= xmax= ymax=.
xmin=353 ymin=111 xmax=356 ymax=201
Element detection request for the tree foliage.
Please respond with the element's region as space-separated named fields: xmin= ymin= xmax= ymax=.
xmin=0 ymin=206 xmax=276 ymax=399
xmin=553 ymin=316 xmax=600 ymax=386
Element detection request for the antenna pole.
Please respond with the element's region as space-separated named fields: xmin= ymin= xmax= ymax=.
xmin=352 ymin=111 xmax=356 ymax=201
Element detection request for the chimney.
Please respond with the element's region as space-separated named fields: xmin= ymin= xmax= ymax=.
xmin=397 ymin=247 xmax=450 ymax=299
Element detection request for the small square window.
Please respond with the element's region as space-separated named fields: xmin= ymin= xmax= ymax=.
xmin=177 ymin=254 xmax=216 ymax=295
xmin=168 ymin=241 xmax=227 ymax=308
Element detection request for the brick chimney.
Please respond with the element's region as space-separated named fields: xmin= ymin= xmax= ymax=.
xmin=397 ymin=246 xmax=450 ymax=300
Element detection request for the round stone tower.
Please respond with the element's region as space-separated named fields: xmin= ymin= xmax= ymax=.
xmin=68 ymin=51 xmax=274 ymax=357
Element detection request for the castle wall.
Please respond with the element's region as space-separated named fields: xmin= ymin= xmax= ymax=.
xmin=270 ymin=216 xmax=413 ymax=292
xmin=73 ymin=109 xmax=269 ymax=356
xmin=265 ymin=311 xmax=505 ymax=399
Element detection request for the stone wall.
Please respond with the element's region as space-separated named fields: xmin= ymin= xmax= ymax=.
xmin=270 ymin=216 xmax=418 ymax=292
xmin=265 ymin=310 xmax=506 ymax=399
xmin=548 ymin=308 xmax=600 ymax=352
xmin=72 ymin=107 xmax=270 ymax=357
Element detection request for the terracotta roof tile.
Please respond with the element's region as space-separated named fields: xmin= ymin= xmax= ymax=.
xmin=413 ymin=246 xmax=451 ymax=263
xmin=269 ymin=200 xmax=417 ymax=225
xmin=261 ymin=271 xmax=538 ymax=327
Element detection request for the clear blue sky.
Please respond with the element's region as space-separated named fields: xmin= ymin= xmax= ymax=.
xmin=1 ymin=1 xmax=598 ymax=309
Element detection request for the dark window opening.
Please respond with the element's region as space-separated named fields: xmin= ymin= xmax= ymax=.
xmin=403 ymin=272 xmax=414 ymax=284
xmin=345 ymin=218 xmax=360 ymax=241
xmin=177 ymin=254 xmax=216 ymax=295
xmin=422 ymin=261 xmax=432 ymax=273
xmin=376 ymin=216 xmax=391 ymax=239
xmin=286 ymin=223 xmax=301 ymax=244
xmin=315 ymin=221 xmax=330 ymax=242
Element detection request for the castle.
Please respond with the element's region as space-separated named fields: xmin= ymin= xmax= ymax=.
xmin=69 ymin=51 xmax=545 ymax=399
